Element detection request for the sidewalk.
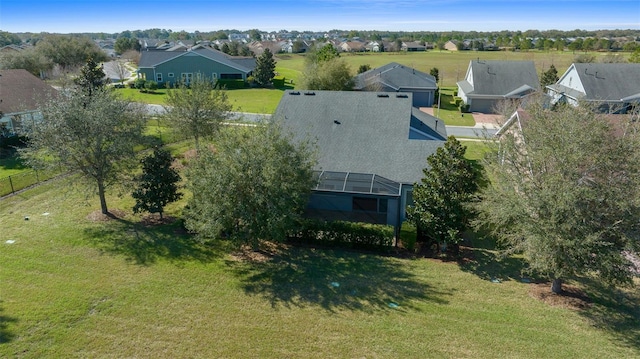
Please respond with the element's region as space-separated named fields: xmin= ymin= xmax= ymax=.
xmin=419 ymin=107 xmax=501 ymax=129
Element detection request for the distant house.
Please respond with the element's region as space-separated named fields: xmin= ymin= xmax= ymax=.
xmin=137 ymin=47 xmax=256 ymax=87
xmin=457 ymin=60 xmax=540 ymax=113
xmin=0 ymin=69 xmax=57 ymax=136
xmin=365 ymin=41 xmax=382 ymax=52
xmin=274 ymin=90 xmax=447 ymax=233
xmin=339 ymin=41 xmax=365 ymax=52
xmin=546 ymin=63 xmax=640 ymax=113
xmin=402 ymin=41 xmax=426 ymax=52
xmin=354 ymin=62 xmax=438 ymax=107
xmin=444 ymin=40 xmax=458 ymax=51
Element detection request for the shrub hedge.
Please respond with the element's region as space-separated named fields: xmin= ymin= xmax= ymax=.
xmin=289 ymin=219 xmax=394 ymax=251
xmin=272 ymin=76 xmax=285 ymax=88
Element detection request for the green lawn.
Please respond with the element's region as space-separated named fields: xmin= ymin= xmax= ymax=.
xmin=1 ymin=177 xmax=639 ymax=358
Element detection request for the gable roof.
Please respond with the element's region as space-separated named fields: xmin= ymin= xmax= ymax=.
xmin=0 ymin=69 xmax=58 ymax=114
xmin=274 ymin=91 xmax=446 ymax=184
xmin=354 ymin=62 xmax=437 ymax=91
xmin=458 ymin=60 xmax=539 ymax=98
xmin=548 ymin=63 xmax=640 ymax=102
xmin=138 ymin=47 xmax=256 ymax=73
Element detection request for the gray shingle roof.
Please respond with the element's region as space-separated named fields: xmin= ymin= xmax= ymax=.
xmin=457 ymin=60 xmax=539 ymax=98
xmin=569 ymin=63 xmax=640 ymax=102
xmin=274 ymin=91 xmax=446 ymax=184
xmin=354 ymin=62 xmax=437 ymax=91
xmin=138 ymin=47 xmax=256 ymax=73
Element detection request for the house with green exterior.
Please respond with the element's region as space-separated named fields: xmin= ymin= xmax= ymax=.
xmin=137 ymin=46 xmax=256 ymax=87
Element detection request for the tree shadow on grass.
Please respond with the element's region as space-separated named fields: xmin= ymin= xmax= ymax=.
xmin=457 ymin=232 xmax=530 ymax=283
xmin=578 ymin=277 xmax=640 ymax=351
xmin=227 ymin=245 xmax=452 ymax=313
xmin=84 ymin=218 xmax=223 ymax=266
xmin=0 ymin=302 xmax=18 ymax=344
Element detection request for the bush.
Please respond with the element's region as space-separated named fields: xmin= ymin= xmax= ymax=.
xmin=145 ymin=80 xmax=158 ymax=91
xmin=216 ymin=79 xmax=248 ymax=89
xmin=453 ymin=97 xmax=462 ymax=106
xmin=134 ymin=78 xmax=146 ymax=90
xmin=459 ymin=103 xmax=470 ymax=113
xmin=272 ymin=75 xmax=285 ymax=88
xmin=289 ymin=219 xmax=394 ymax=251
xmin=453 ymin=89 xmax=458 ymax=96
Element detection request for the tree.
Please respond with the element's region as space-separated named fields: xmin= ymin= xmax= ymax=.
xmin=357 ymin=64 xmax=371 ymax=74
xmin=540 ymin=64 xmax=559 ymax=87
xmin=429 ymin=67 xmax=440 ymax=83
xmin=132 ymin=146 xmax=182 ymax=219
xmin=35 ymin=35 xmax=107 ymax=70
xmin=74 ymin=58 xmax=106 ymax=98
xmin=476 ymin=99 xmax=640 ymax=294
xmin=248 ymin=29 xmax=262 ymax=41
xmin=630 ymin=48 xmax=640 ymax=63
xmin=407 ymin=136 xmax=482 ymax=253
xmin=22 ymin=87 xmax=146 ymax=215
xmin=253 ymin=48 xmax=276 ymax=87
xmin=184 ymin=120 xmax=317 ymax=247
xmin=0 ymin=47 xmax=53 ymax=77
xmin=164 ymin=77 xmax=232 ymax=150
xmin=300 ymin=58 xmax=355 ymax=91
xmin=113 ymin=59 xmax=129 ymax=84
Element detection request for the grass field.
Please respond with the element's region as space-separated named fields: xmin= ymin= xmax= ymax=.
xmin=1 ymin=175 xmax=639 ymax=358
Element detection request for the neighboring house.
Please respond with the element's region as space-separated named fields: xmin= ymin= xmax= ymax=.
xmin=365 ymin=41 xmax=382 ymax=52
xmin=137 ymin=47 xmax=256 ymax=87
xmin=402 ymin=41 xmax=426 ymax=52
xmin=457 ymin=60 xmax=539 ymax=113
xmin=274 ymin=90 xmax=447 ymax=234
xmin=546 ymin=63 xmax=640 ymax=113
xmin=354 ymin=62 xmax=438 ymax=107
xmin=0 ymin=69 xmax=57 ymax=136
xmin=339 ymin=41 xmax=365 ymax=52
xmin=444 ymin=40 xmax=458 ymax=51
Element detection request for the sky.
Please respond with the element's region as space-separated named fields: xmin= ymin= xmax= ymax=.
xmin=1 ymin=0 xmax=638 ymax=34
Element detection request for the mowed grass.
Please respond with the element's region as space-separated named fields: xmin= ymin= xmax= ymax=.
xmin=1 ymin=177 xmax=639 ymax=358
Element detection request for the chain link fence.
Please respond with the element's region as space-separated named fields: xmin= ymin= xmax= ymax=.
xmin=0 ymin=169 xmax=60 ymax=197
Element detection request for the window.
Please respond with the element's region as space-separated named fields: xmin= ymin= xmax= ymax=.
xmin=352 ymin=197 xmax=387 ymax=213
xmin=156 ymin=73 xmax=163 ymax=82
xmin=181 ymin=73 xmax=193 ymax=84
xmin=220 ymin=73 xmax=243 ymax=80
xmin=212 ymin=73 xmax=218 ymax=80
xmin=168 ymin=73 xmax=174 ymax=78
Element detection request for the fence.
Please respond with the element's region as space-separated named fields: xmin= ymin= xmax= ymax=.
xmin=0 ymin=169 xmax=60 ymax=197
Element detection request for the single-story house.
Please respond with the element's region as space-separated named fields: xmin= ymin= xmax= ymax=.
xmin=457 ymin=60 xmax=540 ymax=113
xmin=354 ymin=62 xmax=438 ymax=107
xmin=137 ymin=47 xmax=256 ymax=87
xmin=274 ymin=90 xmax=447 ymax=234
xmin=546 ymin=63 xmax=640 ymax=113
xmin=0 ymin=69 xmax=57 ymax=136
xmin=402 ymin=41 xmax=426 ymax=52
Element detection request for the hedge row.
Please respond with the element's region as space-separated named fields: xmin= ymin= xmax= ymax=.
xmin=289 ymin=219 xmax=394 ymax=251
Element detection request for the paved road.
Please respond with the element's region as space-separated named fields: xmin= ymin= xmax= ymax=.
xmin=103 ymin=60 xmax=132 ymax=83
xmin=145 ymin=104 xmax=494 ymax=138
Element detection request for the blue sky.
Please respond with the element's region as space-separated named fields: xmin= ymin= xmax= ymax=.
xmin=1 ymin=0 xmax=638 ymax=33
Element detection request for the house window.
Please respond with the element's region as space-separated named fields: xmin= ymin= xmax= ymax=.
xmin=212 ymin=73 xmax=218 ymax=80
xmin=181 ymin=73 xmax=193 ymax=84
xmin=156 ymin=73 xmax=163 ymax=82
xmin=220 ymin=73 xmax=243 ymax=80
xmin=168 ymin=73 xmax=174 ymax=78
xmin=352 ymin=197 xmax=388 ymax=213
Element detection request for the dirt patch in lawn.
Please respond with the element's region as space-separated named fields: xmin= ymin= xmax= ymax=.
xmin=140 ymin=213 xmax=178 ymax=226
xmin=86 ymin=208 xmax=129 ymax=222
xmin=529 ymin=283 xmax=591 ymax=310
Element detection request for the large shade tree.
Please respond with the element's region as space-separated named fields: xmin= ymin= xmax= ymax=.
xmin=164 ymin=77 xmax=232 ymax=150
xmin=476 ymin=99 xmax=640 ymax=293
xmin=22 ymin=87 xmax=146 ymax=215
xmin=300 ymin=44 xmax=354 ymax=91
xmin=184 ymin=121 xmax=317 ymax=247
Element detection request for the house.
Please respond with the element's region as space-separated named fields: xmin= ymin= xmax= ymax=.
xmin=444 ymin=40 xmax=458 ymax=51
xmin=137 ymin=47 xmax=256 ymax=87
xmin=365 ymin=41 xmax=382 ymax=52
xmin=354 ymin=63 xmax=438 ymax=107
xmin=546 ymin=63 xmax=640 ymax=113
xmin=457 ymin=60 xmax=540 ymax=113
xmin=402 ymin=41 xmax=426 ymax=52
xmin=0 ymin=69 xmax=58 ymax=136
xmin=274 ymin=90 xmax=447 ymax=234
xmin=339 ymin=41 xmax=365 ymax=52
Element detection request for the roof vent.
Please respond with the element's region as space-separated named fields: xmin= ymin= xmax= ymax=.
xmin=304 ymin=91 xmax=315 ymax=96
xmin=289 ymin=91 xmax=300 ymax=95
xmin=396 ymin=94 xmax=408 ymax=98
xmin=333 ymin=120 xmax=341 ymax=125
xmin=377 ymin=94 xmax=389 ymax=98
